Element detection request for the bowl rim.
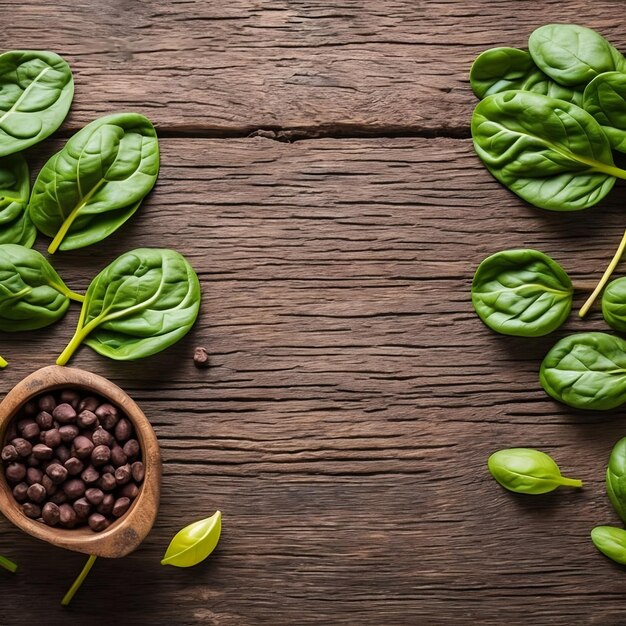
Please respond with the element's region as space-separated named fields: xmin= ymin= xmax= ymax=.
xmin=0 ymin=365 xmax=161 ymax=558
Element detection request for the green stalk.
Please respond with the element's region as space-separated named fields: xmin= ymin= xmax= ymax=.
xmin=559 ymin=477 xmax=583 ymax=488
xmin=580 ymin=229 xmax=626 ymax=317
xmin=56 ymin=314 xmax=103 ymax=366
xmin=0 ymin=555 xmax=17 ymax=573
xmin=0 ymin=355 xmax=8 ymax=369
xmin=61 ymin=555 xmax=97 ymax=606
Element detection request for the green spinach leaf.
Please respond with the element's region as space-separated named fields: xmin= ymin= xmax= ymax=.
xmin=591 ymin=526 xmax=626 ymax=565
xmin=529 ymin=24 xmax=625 ymax=87
xmin=57 ymin=248 xmax=200 ymax=365
xmin=0 ymin=153 xmax=35 ymax=246
xmin=602 ymin=276 xmax=626 ymax=332
xmin=0 ymin=51 xmax=73 ymax=156
xmin=540 ymin=332 xmax=626 ymax=410
xmin=472 ymin=90 xmax=626 ymax=211
xmin=472 ymin=249 xmax=573 ymax=337
xmin=0 ymin=243 xmax=83 ymax=332
xmin=470 ymin=47 xmax=583 ymax=105
xmin=29 ymin=112 xmax=159 ymax=253
xmin=488 ymin=448 xmax=582 ymax=494
xmin=606 ymin=437 xmax=626 ymax=524
xmin=583 ymin=71 xmax=626 ymax=152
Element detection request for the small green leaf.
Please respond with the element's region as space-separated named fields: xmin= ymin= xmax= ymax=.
xmin=591 ymin=526 xmax=626 ymax=565
xmin=488 ymin=448 xmax=582 ymax=494
xmin=162 ymin=511 xmax=222 ymax=568
xmin=606 ymin=438 xmax=626 ymax=523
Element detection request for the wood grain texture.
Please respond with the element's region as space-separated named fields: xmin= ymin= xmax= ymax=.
xmin=2 ymin=0 xmax=626 ymax=623
xmin=1 ymin=136 xmax=626 ymax=624
xmin=2 ymin=0 xmax=626 ymax=135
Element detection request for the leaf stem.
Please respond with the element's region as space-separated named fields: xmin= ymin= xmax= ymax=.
xmin=0 ymin=555 xmax=17 ymax=573
xmin=579 ymin=228 xmax=626 ymax=317
xmin=61 ymin=555 xmax=97 ymax=607
xmin=0 ymin=355 xmax=8 ymax=368
xmin=559 ymin=477 xmax=583 ymax=488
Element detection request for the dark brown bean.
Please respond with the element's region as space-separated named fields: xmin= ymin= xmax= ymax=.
xmin=1 ymin=445 xmax=18 ymax=462
xmin=81 ymin=465 xmax=100 ymax=484
xmin=98 ymin=473 xmax=116 ymax=491
xmin=32 ymin=443 xmax=54 ymax=460
xmin=35 ymin=411 xmax=53 ymax=430
xmin=46 ymin=463 xmax=68 ymax=485
xmin=114 ymin=418 xmax=132 ymax=442
xmin=20 ymin=422 xmax=40 ymax=440
xmin=23 ymin=502 xmax=41 ymax=519
xmin=38 ymin=395 xmax=56 ymax=413
xmin=78 ymin=396 xmax=100 ymax=413
xmin=193 ymin=346 xmax=210 ymax=368
xmin=114 ymin=464 xmax=131 ymax=485
xmin=85 ymin=487 xmax=104 ymax=505
xmin=63 ymin=478 xmax=86 ymax=499
xmin=91 ymin=445 xmax=111 ymax=466
xmin=50 ymin=491 xmax=68 ymax=505
xmin=26 ymin=467 xmax=43 ymax=485
xmin=73 ymin=497 xmax=91 ymax=518
xmin=60 ymin=389 xmax=81 ymax=409
xmin=72 ymin=436 xmax=94 ymax=459
xmin=42 ymin=502 xmax=60 ymax=526
xmin=131 ymin=462 xmax=144 ymax=482
xmin=12 ymin=438 xmax=32 ymax=457
xmin=64 ymin=457 xmax=84 ymax=475
xmin=96 ymin=494 xmax=114 ymax=515
xmin=23 ymin=400 xmax=37 ymax=417
xmin=102 ymin=464 xmax=115 ymax=475
xmin=5 ymin=422 xmax=16 ymax=441
xmin=59 ymin=503 xmax=76 ymax=528
xmin=59 ymin=424 xmax=79 ymax=443
xmin=26 ymin=454 xmax=40 ymax=467
xmin=54 ymin=445 xmax=71 ymax=464
xmin=52 ymin=403 xmax=77 ymax=424
xmin=5 ymin=462 xmax=26 ymax=483
xmin=123 ymin=439 xmax=140 ymax=460
xmin=88 ymin=513 xmax=109 ymax=531
xmin=112 ymin=497 xmax=131 ymax=517
xmin=92 ymin=427 xmax=113 ymax=447
xmin=77 ymin=410 xmax=97 ymax=429
xmin=110 ymin=445 xmax=127 ymax=468
xmin=95 ymin=403 xmax=119 ymax=429
xmin=120 ymin=483 xmax=139 ymax=500
xmin=40 ymin=428 xmax=61 ymax=449
xmin=12 ymin=482 xmax=28 ymax=502
xmin=41 ymin=474 xmax=56 ymax=496
xmin=27 ymin=483 xmax=46 ymax=503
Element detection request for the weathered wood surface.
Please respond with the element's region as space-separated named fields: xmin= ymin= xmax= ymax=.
xmin=2 ymin=1 xmax=626 ymax=624
xmin=5 ymin=0 xmax=626 ymax=135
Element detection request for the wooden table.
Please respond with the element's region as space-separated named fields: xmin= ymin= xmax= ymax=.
xmin=2 ymin=1 xmax=626 ymax=624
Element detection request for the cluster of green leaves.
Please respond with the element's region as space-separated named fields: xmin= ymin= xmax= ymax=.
xmin=470 ymin=26 xmax=626 ymax=411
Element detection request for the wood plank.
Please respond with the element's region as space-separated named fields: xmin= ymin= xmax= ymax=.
xmin=1 ymin=136 xmax=626 ymax=623
xmin=4 ymin=1 xmax=626 ymax=134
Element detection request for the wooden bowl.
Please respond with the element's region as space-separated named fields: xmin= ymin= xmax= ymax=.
xmin=0 ymin=365 xmax=161 ymax=558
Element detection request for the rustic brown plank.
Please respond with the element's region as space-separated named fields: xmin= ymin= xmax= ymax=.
xmin=1 ymin=136 xmax=626 ymax=624
xmin=4 ymin=0 xmax=626 ymax=135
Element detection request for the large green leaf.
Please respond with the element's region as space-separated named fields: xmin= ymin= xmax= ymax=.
xmin=472 ymin=249 xmax=572 ymax=337
xmin=540 ymin=332 xmax=626 ymax=410
xmin=583 ymin=71 xmax=626 ymax=152
xmin=529 ymin=24 xmax=625 ymax=87
xmin=29 ymin=113 xmax=159 ymax=253
xmin=57 ymin=248 xmax=200 ymax=364
xmin=0 ymin=50 xmax=73 ymax=156
xmin=0 ymin=243 xmax=83 ymax=332
xmin=472 ymin=90 xmax=623 ymax=211
xmin=470 ymin=47 xmax=583 ymax=105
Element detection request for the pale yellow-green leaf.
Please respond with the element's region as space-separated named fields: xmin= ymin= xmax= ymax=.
xmin=161 ymin=510 xmax=221 ymax=568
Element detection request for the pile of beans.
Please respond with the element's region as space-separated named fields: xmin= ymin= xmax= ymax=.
xmin=1 ymin=389 xmax=144 ymax=532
